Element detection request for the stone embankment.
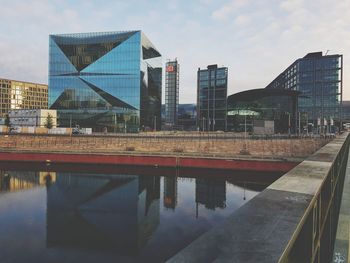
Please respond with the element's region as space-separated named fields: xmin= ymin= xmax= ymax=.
xmin=0 ymin=134 xmax=331 ymax=159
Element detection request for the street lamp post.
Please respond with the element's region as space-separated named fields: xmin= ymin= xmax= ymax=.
xmin=298 ymin=111 xmax=301 ymax=136
xmin=244 ymin=115 xmax=247 ymax=139
xmin=154 ymin=116 xmax=157 ymax=131
xmin=288 ymin=112 xmax=291 ymax=135
xmin=114 ymin=113 xmax=117 ymax=133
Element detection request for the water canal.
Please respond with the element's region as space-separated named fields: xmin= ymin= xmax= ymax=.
xmin=0 ymin=163 xmax=283 ymax=263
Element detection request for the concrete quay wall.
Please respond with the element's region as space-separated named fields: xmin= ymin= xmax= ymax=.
xmin=0 ymin=134 xmax=330 ymax=158
xmin=167 ymin=133 xmax=350 ymax=263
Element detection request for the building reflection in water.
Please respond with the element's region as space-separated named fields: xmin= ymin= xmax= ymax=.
xmin=46 ymin=173 xmax=160 ymax=255
xmin=0 ymin=171 xmax=56 ymax=192
xmin=195 ymin=178 xmax=226 ymax=211
xmin=0 ymin=166 xmax=269 ymax=259
xmin=163 ymin=176 xmax=178 ymax=210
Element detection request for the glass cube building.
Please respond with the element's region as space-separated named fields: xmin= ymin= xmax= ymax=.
xmin=265 ymin=52 xmax=343 ymax=129
xmin=49 ymin=31 xmax=162 ymax=132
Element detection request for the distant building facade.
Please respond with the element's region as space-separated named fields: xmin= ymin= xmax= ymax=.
xmin=0 ymin=78 xmax=48 ymax=117
xmin=227 ymin=89 xmax=299 ymax=134
xmin=161 ymin=103 xmax=197 ymax=130
xmin=342 ymin=101 xmax=350 ymax=123
xmin=265 ymin=52 xmax=343 ymax=129
xmin=8 ymin=109 xmax=57 ymax=128
xmin=49 ymin=31 xmax=162 ymax=132
xmin=197 ymin=65 xmax=228 ymax=131
xmin=165 ymin=59 xmax=179 ymax=126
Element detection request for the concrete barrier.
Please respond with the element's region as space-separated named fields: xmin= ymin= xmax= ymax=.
xmin=167 ymin=133 xmax=350 ymax=263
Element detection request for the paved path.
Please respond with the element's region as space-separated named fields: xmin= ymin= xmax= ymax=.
xmin=333 ymin=145 xmax=350 ymax=263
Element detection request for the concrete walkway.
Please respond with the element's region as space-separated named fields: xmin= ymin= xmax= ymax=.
xmin=333 ymin=145 xmax=350 ymax=263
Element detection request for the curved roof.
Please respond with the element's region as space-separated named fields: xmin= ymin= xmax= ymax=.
xmin=228 ymin=88 xmax=300 ymax=103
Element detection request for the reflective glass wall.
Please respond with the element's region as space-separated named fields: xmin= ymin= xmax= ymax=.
xmin=49 ymin=31 xmax=162 ymax=132
xmin=165 ymin=60 xmax=179 ymax=126
xmin=197 ymin=65 xmax=228 ymax=131
xmin=266 ymin=52 xmax=342 ymax=127
xmin=227 ymin=89 xmax=298 ymax=133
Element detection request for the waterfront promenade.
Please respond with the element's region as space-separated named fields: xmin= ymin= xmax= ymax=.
xmin=167 ymin=133 xmax=350 ymax=262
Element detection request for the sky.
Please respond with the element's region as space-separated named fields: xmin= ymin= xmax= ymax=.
xmin=0 ymin=0 xmax=349 ymax=104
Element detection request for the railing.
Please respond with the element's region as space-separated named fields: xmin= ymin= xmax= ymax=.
xmin=167 ymin=133 xmax=350 ymax=263
xmin=0 ymin=131 xmax=336 ymax=141
xmin=281 ymin=134 xmax=349 ymax=262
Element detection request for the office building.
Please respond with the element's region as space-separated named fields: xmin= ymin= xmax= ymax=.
xmin=197 ymin=65 xmax=228 ymax=131
xmin=8 ymin=109 xmax=57 ymax=128
xmin=178 ymin=103 xmax=197 ymax=130
xmin=266 ymin=52 xmax=343 ymax=129
xmin=49 ymin=31 xmax=162 ymax=132
xmin=227 ymin=89 xmax=299 ymax=133
xmin=165 ymin=59 xmax=179 ymax=126
xmin=342 ymin=101 xmax=350 ymax=123
xmin=0 ymin=78 xmax=48 ymax=117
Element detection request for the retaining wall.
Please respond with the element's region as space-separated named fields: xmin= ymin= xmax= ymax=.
xmin=0 ymin=134 xmax=330 ymax=158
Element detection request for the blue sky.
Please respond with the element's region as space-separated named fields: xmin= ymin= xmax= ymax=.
xmin=0 ymin=0 xmax=349 ymax=103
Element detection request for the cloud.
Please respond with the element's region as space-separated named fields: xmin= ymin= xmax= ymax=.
xmin=0 ymin=0 xmax=350 ymax=104
xmin=280 ymin=0 xmax=304 ymax=12
xmin=234 ymin=14 xmax=251 ymax=26
xmin=212 ymin=0 xmax=250 ymax=20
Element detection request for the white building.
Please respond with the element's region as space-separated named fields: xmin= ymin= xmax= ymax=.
xmin=8 ymin=109 xmax=57 ymax=128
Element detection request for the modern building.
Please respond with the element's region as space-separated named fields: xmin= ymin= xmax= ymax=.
xmin=0 ymin=78 xmax=48 ymax=117
xmin=165 ymin=59 xmax=179 ymax=126
xmin=342 ymin=101 xmax=350 ymax=124
xmin=49 ymin=31 xmax=162 ymax=132
xmin=161 ymin=103 xmax=197 ymax=130
xmin=178 ymin=103 xmax=197 ymax=130
xmin=8 ymin=109 xmax=57 ymax=128
xmin=197 ymin=65 xmax=228 ymax=131
xmin=265 ymin=52 xmax=343 ymax=130
xmin=227 ymin=89 xmax=299 ymax=134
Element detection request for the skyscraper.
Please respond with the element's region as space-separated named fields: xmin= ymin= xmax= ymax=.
xmin=165 ymin=59 xmax=179 ymax=126
xmin=197 ymin=65 xmax=228 ymax=131
xmin=49 ymin=31 xmax=162 ymax=132
xmin=266 ymin=52 xmax=343 ymax=129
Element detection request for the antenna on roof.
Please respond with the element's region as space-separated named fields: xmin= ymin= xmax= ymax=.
xmin=325 ymin=50 xmax=330 ymax=55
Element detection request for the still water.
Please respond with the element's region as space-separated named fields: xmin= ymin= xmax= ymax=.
xmin=0 ymin=163 xmax=280 ymax=263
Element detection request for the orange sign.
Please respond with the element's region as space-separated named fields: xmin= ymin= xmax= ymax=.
xmin=166 ymin=65 xmax=174 ymax=72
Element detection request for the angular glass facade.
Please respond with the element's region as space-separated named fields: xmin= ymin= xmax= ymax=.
xmin=49 ymin=31 xmax=162 ymax=132
xmin=266 ymin=52 xmax=343 ymax=128
xmin=197 ymin=65 xmax=228 ymax=131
